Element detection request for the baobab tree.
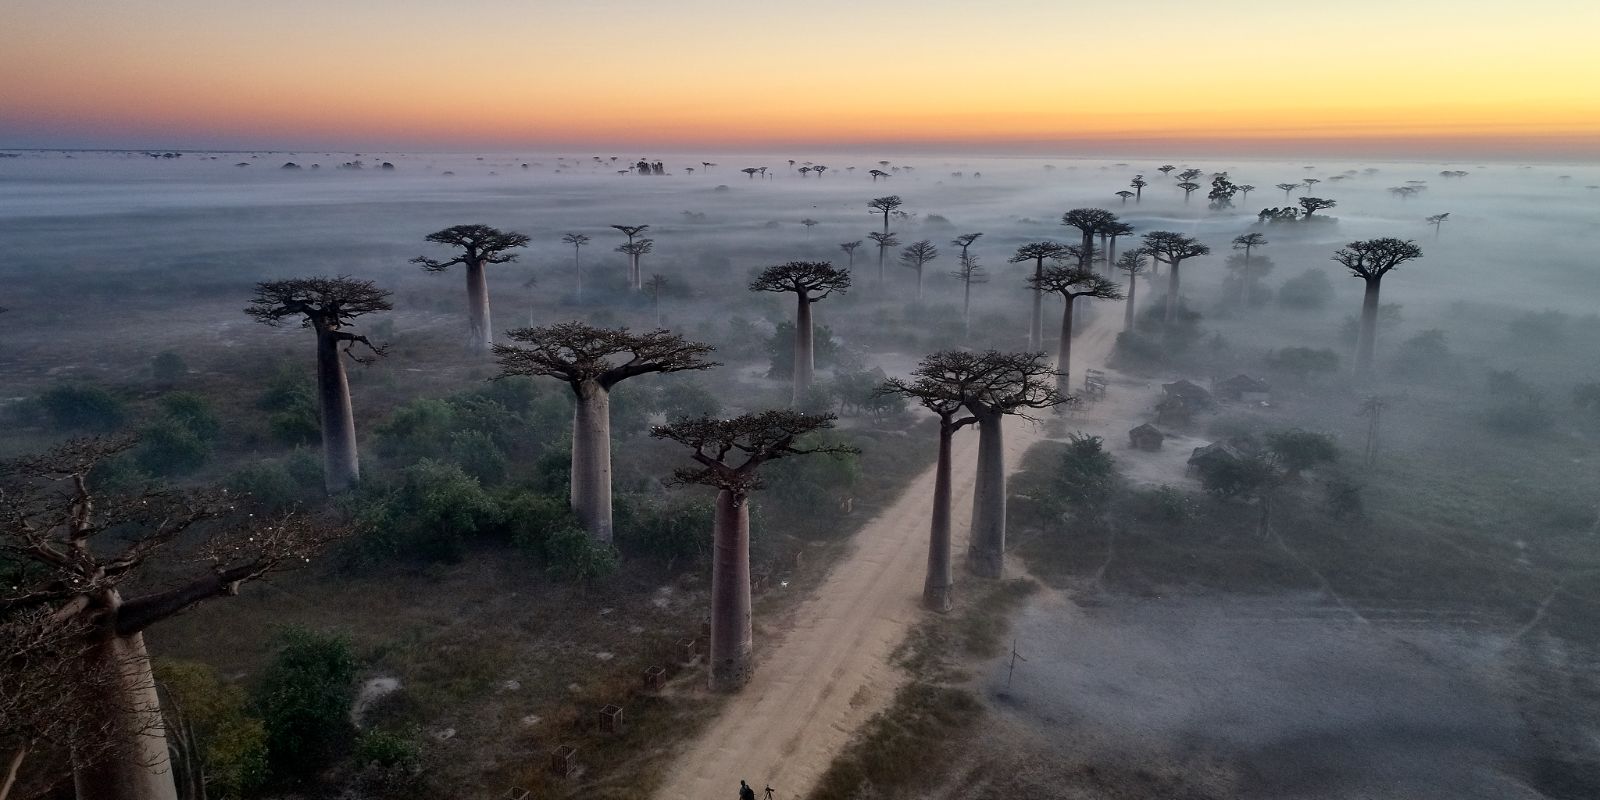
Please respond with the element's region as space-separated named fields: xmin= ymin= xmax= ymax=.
xmin=898 ymin=240 xmax=940 ymax=300
xmin=1061 ymin=208 xmax=1117 ymax=268
xmin=839 ymin=240 xmax=862 ymax=270
xmin=0 ymin=438 xmax=342 ymax=800
xmin=246 ymin=277 xmax=390 ymax=493
xmin=1130 ymin=174 xmax=1147 ymax=201
xmin=749 ymin=261 xmax=851 ymax=404
xmin=1009 ymin=241 xmax=1069 ymax=350
xmin=951 ymin=232 xmax=983 ymax=263
xmin=561 ymin=232 xmax=590 ymax=301
xmin=1276 ymin=182 xmax=1301 ymax=198
xmin=800 ymin=218 xmax=819 ymax=235
xmin=1298 ymin=197 xmax=1337 ymax=218
xmin=647 ymin=274 xmax=668 ymax=326
xmin=867 ymin=195 xmax=903 ymax=234
xmin=1114 ymin=250 xmax=1149 ymax=330
xmin=652 ymin=411 xmax=855 ymax=689
xmin=1333 ymin=238 xmax=1424 ymax=375
xmin=950 ymin=253 xmax=989 ymax=337
xmin=1157 ymin=164 xmax=1176 ymax=176
xmin=1141 ymin=231 xmax=1211 ymax=324
xmin=867 ymin=231 xmax=900 ymax=287
xmin=798 ymin=166 xmax=812 ymax=178
xmin=813 ymin=165 xmax=828 ymax=177
xmin=1301 ymin=177 xmax=1321 ymax=193
xmin=616 ymin=238 xmax=653 ymax=290
xmin=494 ymin=324 xmax=717 ymax=542
xmin=1178 ymin=168 xmax=1203 ymax=183
xmin=1177 ymin=181 xmax=1200 ymax=202
xmin=868 ymin=169 xmax=888 ymax=181
xmin=1115 ymin=190 xmax=1135 ymax=204
xmin=1029 ymin=264 xmax=1123 ymax=392
xmin=741 ymin=167 xmax=758 ymax=179
xmin=1231 ymin=232 xmax=1269 ymax=307
xmin=1426 ymin=212 xmax=1450 ymax=237
xmin=410 ymin=224 xmax=529 ymax=353
xmin=962 ymin=352 xmax=1066 ymax=578
xmin=1103 ymin=220 xmax=1135 ymax=270
xmin=1238 ymin=184 xmax=1256 ymax=201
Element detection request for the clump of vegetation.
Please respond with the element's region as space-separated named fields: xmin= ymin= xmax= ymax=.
xmin=135 ymin=392 xmax=222 ymax=475
xmin=355 ymin=459 xmax=502 ymax=563
xmin=1265 ymin=346 xmax=1340 ymax=383
xmin=1276 ymin=268 xmax=1333 ymax=310
xmin=252 ymin=627 xmax=359 ymax=785
xmin=157 ymin=659 xmax=270 ymax=800
xmin=38 ymin=383 xmax=128 ymax=431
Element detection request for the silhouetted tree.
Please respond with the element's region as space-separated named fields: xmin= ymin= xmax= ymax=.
xmin=1115 ymin=190 xmax=1135 ymax=204
xmin=1333 ymin=238 xmax=1424 ymax=375
xmin=1157 ymin=165 xmax=1176 ymax=176
xmin=867 ymin=195 xmax=903 ymax=234
xmin=750 ymin=262 xmax=851 ymax=404
xmin=950 ymin=253 xmax=989 ymax=337
xmin=839 ymin=240 xmax=862 ymax=270
xmin=1131 ymin=174 xmax=1148 ymax=201
xmin=962 ymin=352 xmax=1066 ymax=577
xmin=1029 ymin=264 xmax=1123 ymax=393
xmin=411 ymin=224 xmax=530 ymax=353
xmin=1114 ymin=251 xmax=1149 ymax=330
xmin=562 ymin=232 xmax=590 ymax=301
xmin=741 ymin=168 xmax=758 ymax=179
xmin=1061 ymin=208 xmax=1117 ymax=268
xmin=647 ymin=274 xmax=668 ymax=326
xmin=1298 ymin=197 xmax=1337 ymax=218
xmin=1276 ymin=182 xmax=1300 ymax=198
xmin=1177 ymin=181 xmax=1200 ymax=202
xmin=1426 ymin=212 xmax=1450 ymax=237
xmin=1238 ymin=184 xmax=1256 ymax=201
xmin=898 ymin=240 xmax=940 ymax=300
xmin=1178 ymin=168 xmax=1203 ymax=183
xmin=868 ymin=169 xmax=888 ymax=181
xmin=494 ymin=324 xmax=717 ymax=541
xmin=617 ymin=238 xmax=654 ymax=290
xmin=1301 ymin=177 xmax=1321 ymax=193
xmin=867 ymin=231 xmax=900 ymax=287
xmin=1104 ymin=220 xmax=1135 ymax=270
xmin=1010 ymin=242 xmax=1070 ymax=350
xmin=1140 ymin=231 xmax=1211 ymax=324
xmin=652 ymin=412 xmax=855 ymax=689
xmin=1231 ymin=232 xmax=1268 ymax=307
xmin=1207 ymin=173 xmax=1238 ymax=209
xmin=246 ymin=277 xmax=390 ymax=492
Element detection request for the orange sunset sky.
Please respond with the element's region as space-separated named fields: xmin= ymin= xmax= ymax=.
xmin=3 ymin=0 xmax=1598 ymax=158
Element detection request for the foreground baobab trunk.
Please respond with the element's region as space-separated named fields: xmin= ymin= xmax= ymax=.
xmin=1356 ymin=279 xmax=1381 ymax=374
xmin=315 ymin=324 xmax=361 ymax=492
xmin=464 ymin=260 xmax=492 ymax=352
xmin=967 ymin=409 xmax=1007 ymax=578
xmin=571 ymin=380 xmax=615 ymax=541
xmin=794 ymin=298 xmax=814 ymax=402
xmin=925 ymin=422 xmax=959 ymax=609
xmin=1333 ymin=238 xmax=1424 ymax=377
xmin=73 ymin=633 xmax=173 ymax=800
xmin=708 ymin=488 xmax=753 ymax=689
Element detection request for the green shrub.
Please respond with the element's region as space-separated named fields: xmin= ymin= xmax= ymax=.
xmin=1051 ymin=434 xmax=1117 ymax=519
xmin=357 ymin=460 xmax=501 ymax=563
xmin=257 ymin=366 xmax=314 ymax=412
xmin=354 ymin=729 xmax=422 ymax=771
xmin=544 ymin=526 xmax=619 ymax=583
xmin=253 ymin=628 xmax=358 ymax=784
xmin=157 ymin=660 xmax=269 ymax=800
xmin=1264 ymin=429 xmax=1339 ymax=476
xmin=268 ymin=406 xmax=320 ymax=447
xmin=151 ymin=351 xmax=188 ymax=384
xmin=159 ymin=392 xmax=221 ymax=441
xmin=40 ymin=383 xmax=128 ymax=432
xmin=1129 ymin=485 xmax=1198 ymax=524
xmin=135 ymin=418 xmax=210 ymax=476
xmin=617 ymin=496 xmax=712 ymax=564
xmin=499 ymin=491 xmax=580 ymax=557
xmin=228 ymin=455 xmax=321 ymax=510
xmin=448 ymin=430 xmax=507 ymax=484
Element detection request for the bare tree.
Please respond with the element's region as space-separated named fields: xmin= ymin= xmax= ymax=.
xmin=1426 ymin=212 xmax=1450 ymax=238
xmin=1130 ymin=174 xmax=1148 ymax=202
xmin=867 ymin=195 xmax=903 ymax=234
xmin=1114 ymin=250 xmax=1149 ymax=331
xmin=1276 ymin=182 xmax=1301 ymax=198
xmin=867 ymin=231 xmax=900 ymax=288
xmin=962 ymin=353 xmax=1067 ymax=578
xmin=749 ymin=262 xmax=851 ymax=404
xmin=1029 ymin=264 xmax=1123 ymax=393
xmin=1231 ymin=232 xmax=1269 ymax=307
xmin=494 ymin=324 xmax=717 ymax=541
xmin=0 ymin=439 xmax=344 ymax=800
xmin=1157 ymin=165 xmax=1176 ymax=176
xmin=1333 ymin=238 xmax=1424 ymax=375
xmin=1140 ymin=231 xmax=1211 ymax=324
xmin=1115 ymin=190 xmax=1135 ymax=204
xmin=1238 ymin=184 xmax=1256 ymax=201
xmin=411 ymin=224 xmax=530 ymax=353
xmin=561 ymin=232 xmax=590 ymax=302
xmin=1301 ymin=177 xmax=1321 ymax=193
xmin=616 ymin=238 xmax=654 ymax=291
xmin=898 ymin=240 xmax=940 ymax=300
xmin=1060 ymin=208 xmax=1117 ymax=269
xmin=652 ymin=412 xmax=856 ymax=689
xmin=839 ymin=240 xmax=862 ymax=270
xmin=1177 ymin=181 xmax=1200 ymax=202
xmin=1178 ymin=168 xmax=1203 ymax=183
xmin=1009 ymin=242 xmax=1070 ymax=351
xmin=1298 ymin=197 xmax=1337 ymax=218
xmin=610 ymin=224 xmax=649 ymax=289
xmin=246 ymin=277 xmax=390 ymax=493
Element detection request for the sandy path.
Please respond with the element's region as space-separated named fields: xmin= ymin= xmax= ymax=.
xmin=654 ymin=316 xmax=1127 ymax=800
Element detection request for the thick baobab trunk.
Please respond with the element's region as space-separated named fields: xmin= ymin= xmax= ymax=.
xmin=1057 ymin=296 xmax=1076 ymax=395
xmin=966 ymin=410 xmax=1007 ymax=579
xmin=709 ymin=489 xmax=753 ymax=690
xmin=1239 ymin=251 xmax=1251 ymax=306
xmin=925 ymin=424 xmax=957 ymax=611
xmin=913 ymin=267 xmax=923 ymax=300
xmin=1107 ymin=237 xmax=1118 ymax=273
xmin=315 ymin=330 xmax=360 ymax=493
xmin=1163 ymin=261 xmax=1182 ymax=324
xmin=629 ymin=255 xmax=642 ymax=291
xmin=962 ymin=281 xmax=972 ymax=338
xmin=1355 ymin=278 xmax=1381 ymax=375
xmin=465 ymin=260 xmax=493 ymax=353
xmin=570 ymin=381 xmax=614 ymax=542
xmin=573 ymin=248 xmax=584 ymax=302
xmin=793 ymin=296 xmax=815 ymax=405
xmin=73 ymin=633 xmax=176 ymax=800
xmin=877 ymin=246 xmax=887 ymax=288
xmin=1029 ymin=260 xmax=1045 ymax=350
xmin=1123 ymin=272 xmax=1138 ymax=330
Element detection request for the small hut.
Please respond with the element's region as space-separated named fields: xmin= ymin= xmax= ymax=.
xmin=1129 ymin=423 xmax=1165 ymax=451
xmin=1187 ymin=440 xmax=1244 ymax=474
xmin=1216 ymin=374 xmax=1271 ymax=403
xmin=1162 ymin=379 xmax=1212 ymax=407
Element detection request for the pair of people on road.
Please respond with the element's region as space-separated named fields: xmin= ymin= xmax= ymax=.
xmin=738 ymin=779 xmax=775 ymax=800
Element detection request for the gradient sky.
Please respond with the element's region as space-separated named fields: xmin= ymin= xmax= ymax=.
xmin=3 ymin=0 xmax=1598 ymax=158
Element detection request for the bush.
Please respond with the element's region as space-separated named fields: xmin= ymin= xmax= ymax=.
xmin=157 ymin=660 xmax=269 ymax=800
xmin=1276 ymin=269 xmax=1333 ymax=310
xmin=1051 ymin=434 xmax=1117 ymax=519
xmin=228 ymin=454 xmax=321 ymax=510
xmin=544 ymin=526 xmax=619 ymax=583
xmin=253 ymin=628 xmax=358 ymax=784
xmin=350 ymin=730 xmax=429 ymax=799
xmin=1392 ymin=329 xmax=1453 ymax=377
xmin=40 ymin=383 xmax=128 ymax=432
xmin=257 ymin=366 xmax=314 ymax=413
xmin=151 ymin=351 xmax=188 ymax=384
xmin=499 ymin=491 xmax=580 ymax=557
xmin=357 ymin=460 xmax=502 ymax=563
xmin=767 ymin=322 xmax=840 ymax=379
xmin=159 ymin=392 xmax=221 ymax=441
xmin=1264 ymin=429 xmax=1339 ymax=477
xmin=135 ymin=418 xmax=210 ymax=476
xmin=268 ymin=406 xmax=320 ymax=447
xmin=617 ymin=496 xmax=713 ymax=564
xmin=1128 ymin=485 xmax=1198 ymax=524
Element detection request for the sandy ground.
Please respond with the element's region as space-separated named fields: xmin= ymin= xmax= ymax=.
xmin=653 ymin=316 xmax=1130 ymax=800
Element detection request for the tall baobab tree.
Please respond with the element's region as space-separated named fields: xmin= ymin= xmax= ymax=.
xmin=1177 ymin=181 xmax=1200 ymax=202
xmin=652 ymin=411 xmax=855 ymax=689
xmin=411 ymin=224 xmax=529 ymax=353
xmin=1333 ymin=238 xmax=1424 ymax=375
xmin=610 ymin=224 xmax=649 ymax=265
xmin=647 ymin=274 xmax=668 ymax=326
xmin=950 ymin=253 xmax=989 ymax=337
xmin=1178 ymin=168 xmax=1203 ymax=183
xmin=1130 ymin=174 xmax=1148 ymax=202
xmin=1426 ymin=212 xmax=1450 ymax=237
xmin=1141 ymin=231 xmax=1211 ymax=324
xmin=494 ymin=324 xmax=717 ymax=542
xmin=1276 ymin=182 xmax=1301 ymax=198
xmin=246 ymin=277 xmax=390 ymax=493
xmin=1238 ymin=184 xmax=1256 ymax=201
xmin=1009 ymin=241 xmax=1069 ymax=350
xmin=561 ymin=232 xmax=590 ymax=301
xmin=1301 ymin=177 xmax=1321 ymax=193
xmin=963 ymin=352 xmax=1066 ymax=578
xmin=839 ymin=240 xmax=862 ymax=270
xmin=0 ymin=438 xmax=342 ymax=800
xmin=1298 ymin=197 xmax=1337 ymax=218
xmin=741 ymin=167 xmax=758 ymax=179
xmin=1061 ymin=208 xmax=1117 ymax=268
xmin=617 ymin=238 xmax=653 ymax=290
xmin=813 ymin=165 xmax=828 ymax=177
xmin=749 ymin=261 xmax=851 ymax=404
xmin=951 ymin=232 xmax=983 ymax=264
xmin=868 ymin=169 xmax=888 ymax=181
xmin=1104 ymin=220 xmax=1135 ymax=270
xmin=1231 ymin=232 xmax=1269 ymax=307
xmin=1114 ymin=250 xmax=1149 ymax=330
xmin=1029 ymin=264 xmax=1123 ymax=393
xmin=1157 ymin=164 xmax=1176 ymax=176
xmin=867 ymin=195 xmax=903 ymax=234
xmin=800 ymin=218 xmax=819 ymax=235
xmin=798 ymin=166 xmax=812 ymax=178
xmin=898 ymin=240 xmax=940 ymax=300
xmin=867 ymin=231 xmax=900 ymax=287
xmin=1115 ymin=190 xmax=1135 ymax=204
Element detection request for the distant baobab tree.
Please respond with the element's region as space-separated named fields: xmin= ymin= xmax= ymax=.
xmin=1425 ymin=212 xmax=1450 ymax=237
xmin=950 ymin=252 xmax=989 ymax=336
xmin=1276 ymin=182 xmax=1301 ymax=198
xmin=1130 ymin=174 xmax=1148 ymax=201
xmin=1231 ymin=232 xmax=1269 ymax=307
xmin=839 ymin=240 xmax=863 ymax=270
xmin=749 ymin=261 xmax=851 ymax=404
xmin=1010 ymin=241 xmax=1070 ymax=350
xmin=899 ymin=240 xmax=940 ymax=300
xmin=562 ymin=232 xmax=591 ymax=301
xmin=647 ymin=274 xmax=668 ymax=326
xmin=411 ymin=224 xmax=529 ymax=353
xmin=1177 ymin=181 xmax=1200 ymax=202
xmin=617 ymin=238 xmax=653 ymax=290
xmin=798 ymin=166 xmax=812 ymax=177
xmin=963 ymin=351 xmax=1066 ymax=577
xmin=868 ymin=195 xmax=903 ymax=234
xmin=1029 ymin=264 xmax=1123 ymax=392
xmin=494 ymin=323 xmax=717 ymax=542
xmin=867 ymin=231 xmax=900 ymax=287
xmin=800 ymin=218 xmax=819 ymax=235
xmin=788 ymin=159 xmax=796 ymax=172
xmin=684 ymin=167 xmax=695 ymax=175
xmin=611 ymin=224 xmax=650 ymax=289
xmin=1141 ymin=231 xmax=1211 ymax=324
xmin=1115 ymin=190 xmax=1135 ymax=204
xmin=654 ymin=411 xmax=855 ymax=690
xmin=758 ymin=166 xmax=768 ymax=178
xmin=1301 ymin=177 xmax=1321 ymax=192
xmin=1298 ymin=197 xmax=1337 ymax=218
xmin=813 ymin=165 xmax=828 ymax=177
xmin=1238 ymin=184 xmax=1256 ymax=201
xmin=1389 ymin=185 xmax=1422 ymax=200
xmin=1332 ymin=238 xmax=1424 ymax=375
xmin=702 ymin=161 xmax=713 ymax=172
xmin=951 ymin=232 xmax=983 ymax=263
xmin=1157 ymin=164 xmax=1176 ymax=176
xmin=742 ymin=167 xmax=759 ymax=179
xmin=0 ymin=438 xmax=345 ymax=800
xmin=1061 ymin=208 xmax=1117 ymax=269
xmin=247 ymin=276 xmax=390 ymax=493
xmin=1104 ymin=220 xmax=1135 ymax=269
xmin=1114 ymin=250 xmax=1149 ymax=330
xmin=1177 ymin=168 xmax=1203 ymax=182
xmin=868 ymin=169 xmax=889 ymax=181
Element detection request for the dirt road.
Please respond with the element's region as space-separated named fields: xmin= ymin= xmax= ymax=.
xmin=654 ymin=316 xmax=1127 ymax=800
